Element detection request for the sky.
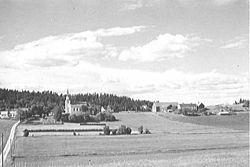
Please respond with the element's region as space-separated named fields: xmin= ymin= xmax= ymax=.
xmin=0 ymin=0 xmax=249 ymax=105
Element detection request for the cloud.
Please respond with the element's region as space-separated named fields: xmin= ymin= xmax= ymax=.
xmin=212 ymin=0 xmax=239 ymax=6
xmin=221 ymin=36 xmax=248 ymax=49
xmin=120 ymin=0 xmax=161 ymax=11
xmin=95 ymin=26 xmax=145 ymax=37
xmin=176 ymin=0 xmax=240 ymax=6
xmin=0 ymin=61 xmax=248 ymax=105
xmin=0 ymin=26 xmax=247 ymax=105
xmin=118 ymin=34 xmax=210 ymax=61
xmin=0 ymin=26 xmax=145 ymax=68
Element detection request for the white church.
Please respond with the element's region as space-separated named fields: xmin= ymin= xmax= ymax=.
xmin=64 ymin=90 xmax=89 ymax=115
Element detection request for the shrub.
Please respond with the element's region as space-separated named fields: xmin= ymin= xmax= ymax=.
xmin=118 ymin=125 xmax=127 ymax=135
xmin=96 ymin=113 xmax=105 ymax=122
xmin=96 ymin=112 xmax=116 ymax=122
xmin=61 ymin=113 xmax=69 ymax=122
xmin=68 ymin=114 xmax=78 ymax=122
xmin=126 ymin=127 xmax=132 ymax=134
xmin=138 ymin=125 xmax=143 ymax=134
xmin=52 ymin=105 xmax=63 ymax=121
xmin=145 ymin=128 xmax=151 ymax=134
xmin=103 ymin=126 xmax=110 ymax=135
xmin=67 ymin=112 xmax=117 ymax=123
xmin=23 ymin=129 xmax=29 ymax=137
xmin=111 ymin=129 xmax=117 ymax=135
xmin=104 ymin=113 xmax=116 ymax=121
xmin=117 ymin=125 xmax=132 ymax=135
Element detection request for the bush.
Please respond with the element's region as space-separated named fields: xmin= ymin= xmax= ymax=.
xmin=61 ymin=113 xmax=69 ymax=122
xmin=118 ymin=125 xmax=127 ymax=135
xmin=138 ymin=125 xmax=143 ymax=134
xmin=103 ymin=126 xmax=110 ymax=135
xmin=68 ymin=114 xmax=78 ymax=122
xmin=145 ymin=128 xmax=151 ymax=134
xmin=126 ymin=127 xmax=132 ymax=134
xmin=67 ymin=112 xmax=117 ymax=123
xmin=96 ymin=112 xmax=117 ymax=122
xmin=117 ymin=125 xmax=132 ymax=135
xmin=96 ymin=113 xmax=105 ymax=122
xmin=111 ymin=129 xmax=117 ymax=135
xmin=104 ymin=113 xmax=116 ymax=121
xmin=23 ymin=129 xmax=29 ymax=137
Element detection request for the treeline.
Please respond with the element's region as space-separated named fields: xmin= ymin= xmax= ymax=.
xmin=234 ymin=98 xmax=249 ymax=107
xmin=0 ymin=88 xmax=152 ymax=113
xmin=69 ymin=93 xmax=152 ymax=112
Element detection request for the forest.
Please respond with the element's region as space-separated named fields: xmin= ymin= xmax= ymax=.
xmin=0 ymin=88 xmax=153 ymax=114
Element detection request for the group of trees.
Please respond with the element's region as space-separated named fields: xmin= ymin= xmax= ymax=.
xmin=62 ymin=112 xmax=117 ymax=123
xmin=0 ymin=88 xmax=152 ymax=119
xmin=68 ymin=93 xmax=152 ymax=112
xmin=234 ymin=98 xmax=249 ymax=107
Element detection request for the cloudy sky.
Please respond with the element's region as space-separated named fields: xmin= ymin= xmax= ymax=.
xmin=0 ymin=0 xmax=248 ymax=105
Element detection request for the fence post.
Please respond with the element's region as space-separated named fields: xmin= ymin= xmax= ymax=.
xmin=1 ymin=133 xmax=3 ymax=167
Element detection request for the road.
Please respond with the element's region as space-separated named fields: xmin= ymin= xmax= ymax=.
xmin=0 ymin=121 xmax=20 ymax=167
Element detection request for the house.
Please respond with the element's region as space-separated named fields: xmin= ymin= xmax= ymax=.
xmin=9 ymin=110 xmax=18 ymax=118
xmin=152 ymin=101 xmax=178 ymax=112
xmin=64 ymin=90 xmax=89 ymax=115
xmin=217 ymin=110 xmax=231 ymax=116
xmin=0 ymin=109 xmax=18 ymax=119
xmin=106 ymin=105 xmax=113 ymax=113
xmin=100 ymin=105 xmax=113 ymax=113
xmin=101 ymin=106 xmax=106 ymax=113
xmin=178 ymin=103 xmax=198 ymax=111
xmin=0 ymin=111 xmax=9 ymax=119
xmin=230 ymin=104 xmax=245 ymax=112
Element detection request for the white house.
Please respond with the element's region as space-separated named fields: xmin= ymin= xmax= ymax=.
xmin=152 ymin=101 xmax=178 ymax=112
xmin=0 ymin=111 xmax=9 ymax=119
xmin=9 ymin=110 xmax=18 ymax=118
xmin=0 ymin=110 xmax=18 ymax=119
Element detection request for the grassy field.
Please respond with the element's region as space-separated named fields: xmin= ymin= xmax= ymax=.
xmin=11 ymin=112 xmax=249 ymax=167
xmin=14 ymin=148 xmax=248 ymax=167
xmin=158 ymin=112 xmax=249 ymax=131
xmin=0 ymin=119 xmax=17 ymax=152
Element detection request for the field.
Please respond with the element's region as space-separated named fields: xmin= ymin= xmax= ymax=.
xmin=0 ymin=119 xmax=17 ymax=152
xmin=11 ymin=112 xmax=249 ymax=167
xmin=158 ymin=112 xmax=249 ymax=131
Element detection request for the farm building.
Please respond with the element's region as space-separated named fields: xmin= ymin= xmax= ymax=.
xmin=178 ymin=103 xmax=198 ymax=111
xmin=101 ymin=105 xmax=114 ymax=113
xmin=0 ymin=111 xmax=9 ymax=118
xmin=0 ymin=109 xmax=18 ymax=119
xmin=152 ymin=102 xmax=178 ymax=112
xmin=217 ymin=111 xmax=231 ymax=116
xmin=230 ymin=104 xmax=246 ymax=112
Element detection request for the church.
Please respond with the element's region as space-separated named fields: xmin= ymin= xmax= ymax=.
xmin=64 ymin=90 xmax=90 ymax=115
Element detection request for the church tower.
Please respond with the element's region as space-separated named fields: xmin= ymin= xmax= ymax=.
xmin=65 ymin=89 xmax=71 ymax=113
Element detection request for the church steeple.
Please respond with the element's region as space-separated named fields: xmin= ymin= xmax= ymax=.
xmin=65 ymin=89 xmax=71 ymax=113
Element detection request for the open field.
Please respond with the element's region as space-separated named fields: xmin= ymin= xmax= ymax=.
xmin=14 ymin=148 xmax=248 ymax=167
xmin=11 ymin=112 xmax=249 ymax=167
xmin=0 ymin=119 xmax=17 ymax=152
xmin=159 ymin=112 xmax=249 ymax=131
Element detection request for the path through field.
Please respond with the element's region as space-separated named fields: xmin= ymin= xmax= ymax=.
xmin=0 ymin=121 xmax=19 ymax=167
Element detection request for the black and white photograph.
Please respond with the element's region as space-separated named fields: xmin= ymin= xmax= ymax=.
xmin=0 ymin=0 xmax=249 ymax=166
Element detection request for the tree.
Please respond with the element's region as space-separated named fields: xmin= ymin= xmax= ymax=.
xmin=243 ymin=100 xmax=249 ymax=108
xmin=103 ymin=126 xmax=110 ymax=135
xmin=52 ymin=105 xmax=62 ymax=121
xmin=167 ymin=105 xmax=172 ymax=110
